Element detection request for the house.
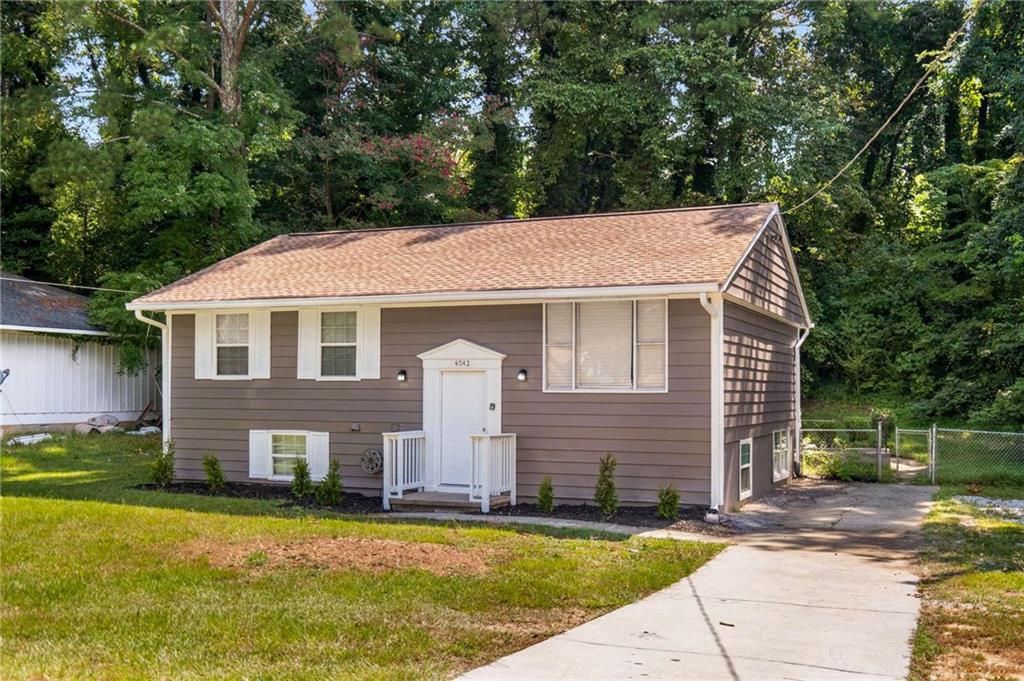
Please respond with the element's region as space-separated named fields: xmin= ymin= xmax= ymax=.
xmin=127 ymin=203 xmax=812 ymax=511
xmin=0 ymin=273 xmax=159 ymax=432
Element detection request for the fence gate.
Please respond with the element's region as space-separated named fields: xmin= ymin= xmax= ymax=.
xmin=893 ymin=427 xmax=934 ymax=482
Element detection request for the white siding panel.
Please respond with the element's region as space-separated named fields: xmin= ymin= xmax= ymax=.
xmin=0 ymin=330 xmax=159 ymax=427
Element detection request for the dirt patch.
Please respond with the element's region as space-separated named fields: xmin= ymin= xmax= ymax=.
xmin=185 ymin=535 xmax=495 ymax=576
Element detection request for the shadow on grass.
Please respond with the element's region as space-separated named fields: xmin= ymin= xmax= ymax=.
xmin=1 ymin=434 xmax=630 ymax=542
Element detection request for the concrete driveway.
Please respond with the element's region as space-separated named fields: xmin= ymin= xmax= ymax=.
xmin=461 ymin=481 xmax=936 ymax=681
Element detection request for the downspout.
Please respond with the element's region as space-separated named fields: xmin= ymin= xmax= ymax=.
xmin=792 ymin=325 xmax=812 ymax=475
xmin=699 ymin=292 xmax=725 ymax=513
xmin=134 ymin=310 xmax=170 ymax=451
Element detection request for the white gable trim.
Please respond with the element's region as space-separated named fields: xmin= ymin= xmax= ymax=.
xmin=722 ymin=205 xmax=812 ymax=327
xmin=0 ymin=324 xmax=109 ymax=337
xmin=417 ymin=338 xmax=507 ymax=364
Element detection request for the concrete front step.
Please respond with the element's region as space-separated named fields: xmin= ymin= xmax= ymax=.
xmin=389 ymin=490 xmax=510 ymax=512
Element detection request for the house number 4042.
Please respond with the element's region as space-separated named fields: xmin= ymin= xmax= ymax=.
xmin=454 ymin=359 xmax=471 ymax=367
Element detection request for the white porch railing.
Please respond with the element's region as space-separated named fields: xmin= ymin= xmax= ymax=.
xmin=469 ymin=433 xmax=517 ymax=512
xmin=381 ymin=431 xmax=426 ymax=510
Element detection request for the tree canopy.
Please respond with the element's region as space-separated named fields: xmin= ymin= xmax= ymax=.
xmin=2 ymin=0 xmax=1021 ymax=425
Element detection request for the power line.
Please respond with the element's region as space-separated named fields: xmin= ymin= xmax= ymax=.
xmin=784 ymin=0 xmax=984 ymax=215
xmin=0 ymin=277 xmax=140 ymax=295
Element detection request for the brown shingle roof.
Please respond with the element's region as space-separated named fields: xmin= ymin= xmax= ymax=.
xmin=132 ymin=203 xmax=777 ymax=306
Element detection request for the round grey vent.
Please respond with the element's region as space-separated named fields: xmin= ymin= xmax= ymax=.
xmin=360 ymin=448 xmax=383 ymax=474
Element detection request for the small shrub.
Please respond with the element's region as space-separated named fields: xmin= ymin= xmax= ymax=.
xmin=657 ymin=484 xmax=680 ymax=520
xmin=594 ymin=453 xmax=619 ymax=518
xmin=152 ymin=441 xmax=175 ymax=488
xmin=315 ymin=459 xmax=343 ymax=505
xmin=291 ymin=458 xmax=313 ymax=497
xmin=202 ymin=454 xmax=226 ymax=491
xmin=537 ymin=476 xmax=555 ymax=513
xmin=802 ymin=449 xmax=882 ymax=482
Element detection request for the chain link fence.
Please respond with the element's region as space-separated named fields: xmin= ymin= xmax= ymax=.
xmin=933 ymin=428 xmax=1024 ymax=485
xmin=799 ymin=425 xmax=889 ymax=482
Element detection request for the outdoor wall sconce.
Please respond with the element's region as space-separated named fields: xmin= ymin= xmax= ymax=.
xmin=396 ymin=370 xmax=407 ymax=382
xmin=516 ymin=369 xmax=528 ymax=382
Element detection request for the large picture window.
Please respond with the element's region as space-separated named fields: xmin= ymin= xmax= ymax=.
xmin=544 ymin=300 xmax=667 ymax=392
xmin=215 ymin=313 xmax=249 ymax=376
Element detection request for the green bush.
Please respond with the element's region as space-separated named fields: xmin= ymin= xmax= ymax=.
xmin=202 ymin=454 xmax=226 ymax=491
xmin=315 ymin=459 xmax=343 ymax=505
xmin=801 ymin=449 xmax=891 ymax=482
xmin=537 ymin=476 xmax=555 ymax=513
xmin=594 ymin=453 xmax=619 ymax=518
xmin=151 ymin=441 xmax=175 ymax=488
xmin=657 ymin=485 xmax=680 ymax=520
xmin=291 ymin=458 xmax=313 ymax=497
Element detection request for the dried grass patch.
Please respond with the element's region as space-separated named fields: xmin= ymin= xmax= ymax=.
xmin=184 ymin=535 xmax=497 ymax=576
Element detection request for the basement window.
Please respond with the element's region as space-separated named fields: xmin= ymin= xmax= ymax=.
xmin=270 ymin=432 xmax=308 ymax=480
xmin=773 ymin=429 xmax=790 ymax=482
xmin=739 ymin=438 xmax=753 ymax=500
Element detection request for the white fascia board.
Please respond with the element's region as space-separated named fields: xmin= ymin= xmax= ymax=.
xmin=126 ymin=282 xmax=720 ymax=312
xmin=0 ymin=324 xmax=109 ymax=337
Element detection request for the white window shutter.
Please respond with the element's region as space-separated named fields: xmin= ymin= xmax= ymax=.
xmin=249 ymin=430 xmax=269 ymax=479
xmin=297 ymin=309 xmax=318 ymax=379
xmin=249 ymin=310 xmax=271 ymax=379
xmin=358 ymin=307 xmax=381 ymax=379
xmin=194 ymin=312 xmax=214 ymax=379
xmin=308 ymin=431 xmax=330 ymax=481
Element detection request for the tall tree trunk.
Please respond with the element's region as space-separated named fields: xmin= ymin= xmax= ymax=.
xmin=218 ymin=0 xmax=242 ymax=121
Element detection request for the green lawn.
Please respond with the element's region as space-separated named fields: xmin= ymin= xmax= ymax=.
xmin=1 ymin=434 xmax=723 ymax=680
xmin=911 ymin=484 xmax=1024 ymax=681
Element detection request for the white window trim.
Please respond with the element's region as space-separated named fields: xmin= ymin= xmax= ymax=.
xmin=316 ymin=307 xmax=360 ymax=381
xmin=542 ymin=298 xmax=669 ymax=394
xmin=267 ymin=430 xmax=310 ymax=481
xmin=772 ymin=429 xmax=791 ymax=482
xmin=214 ymin=312 xmax=251 ymax=379
xmin=739 ymin=437 xmax=753 ymax=500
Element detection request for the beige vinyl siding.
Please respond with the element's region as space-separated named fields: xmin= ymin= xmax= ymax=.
xmin=170 ymin=301 xmax=712 ymax=505
xmin=722 ymin=302 xmax=798 ymax=507
xmin=725 ymin=220 xmax=806 ymax=325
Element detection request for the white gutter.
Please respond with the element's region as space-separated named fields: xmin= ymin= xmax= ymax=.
xmin=134 ymin=310 xmax=171 ymax=451
xmin=699 ymin=291 xmax=725 ymax=511
xmin=126 ymin=282 xmax=721 ymax=312
xmin=793 ymin=324 xmax=813 ymax=474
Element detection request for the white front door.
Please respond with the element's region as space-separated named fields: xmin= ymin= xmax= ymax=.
xmin=440 ymin=370 xmax=487 ymax=486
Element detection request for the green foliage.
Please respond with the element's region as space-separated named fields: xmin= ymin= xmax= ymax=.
xmin=291 ymin=458 xmax=313 ymax=498
xmin=314 ymin=459 xmax=343 ymax=506
xmin=656 ymin=485 xmax=680 ymax=520
xmin=151 ymin=442 xmax=175 ymax=488
xmin=537 ymin=476 xmax=555 ymax=514
xmin=2 ymin=0 xmax=1021 ymax=422
xmin=202 ymin=454 xmax=226 ymax=492
xmin=593 ymin=453 xmax=619 ymax=519
xmin=801 ymin=449 xmax=892 ymax=483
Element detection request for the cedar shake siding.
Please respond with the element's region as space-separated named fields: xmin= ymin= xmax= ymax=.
xmin=170 ymin=301 xmax=712 ymax=505
xmin=722 ymin=302 xmax=798 ymax=508
xmin=725 ymin=219 xmax=805 ymax=325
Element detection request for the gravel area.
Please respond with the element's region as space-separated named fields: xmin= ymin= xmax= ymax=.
xmin=953 ymin=495 xmax=1024 ymax=523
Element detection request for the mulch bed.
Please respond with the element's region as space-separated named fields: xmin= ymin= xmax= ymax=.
xmin=135 ymin=481 xmax=381 ymax=514
xmin=489 ymin=502 xmax=736 ymax=535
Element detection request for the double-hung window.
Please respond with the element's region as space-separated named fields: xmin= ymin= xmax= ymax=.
xmin=270 ymin=432 xmax=308 ymax=480
xmin=772 ymin=429 xmax=790 ymax=481
xmin=320 ymin=310 xmax=357 ymax=378
xmin=544 ymin=299 xmax=667 ymax=392
xmin=739 ymin=438 xmax=753 ymax=499
xmin=215 ymin=313 xmax=249 ymax=376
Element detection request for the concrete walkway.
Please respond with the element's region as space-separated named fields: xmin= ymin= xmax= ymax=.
xmin=461 ymin=482 xmax=936 ymax=681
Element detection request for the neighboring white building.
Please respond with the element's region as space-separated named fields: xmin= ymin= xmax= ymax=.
xmin=0 ymin=273 xmax=159 ymax=432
